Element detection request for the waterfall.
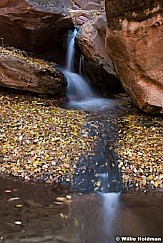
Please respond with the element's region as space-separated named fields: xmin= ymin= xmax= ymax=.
xmin=64 ymin=29 xmax=115 ymax=110
xmin=65 ymin=29 xmax=77 ymax=72
xmin=65 ymin=72 xmax=94 ymax=101
xmin=64 ymin=29 xmax=94 ymax=105
xmin=64 ymin=29 xmax=121 ymax=242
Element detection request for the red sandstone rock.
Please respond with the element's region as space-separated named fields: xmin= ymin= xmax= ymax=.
xmin=0 ymin=0 xmax=73 ymax=54
xmin=105 ymin=0 xmax=163 ymax=114
xmin=0 ymin=47 xmax=66 ymax=95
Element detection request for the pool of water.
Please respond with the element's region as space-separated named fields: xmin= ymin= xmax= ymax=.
xmin=0 ymin=177 xmax=162 ymax=243
xmin=66 ymin=97 xmax=122 ymax=111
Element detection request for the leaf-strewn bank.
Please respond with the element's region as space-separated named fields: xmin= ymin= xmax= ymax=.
xmin=0 ymin=91 xmax=162 ymax=192
xmin=0 ymin=92 xmax=94 ymax=183
xmin=115 ymin=113 xmax=163 ymax=191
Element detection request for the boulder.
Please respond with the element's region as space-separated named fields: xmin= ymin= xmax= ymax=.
xmin=76 ymin=12 xmax=121 ymax=94
xmin=105 ymin=0 xmax=163 ymax=114
xmin=0 ymin=0 xmax=73 ymax=54
xmin=0 ymin=47 xmax=67 ymax=95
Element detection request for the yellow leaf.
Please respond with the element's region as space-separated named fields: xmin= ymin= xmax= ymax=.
xmin=74 ymin=217 xmax=79 ymax=227
xmin=148 ymin=175 xmax=153 ymax=180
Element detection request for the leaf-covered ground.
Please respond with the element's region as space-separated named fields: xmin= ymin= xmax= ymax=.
xmin=0 ymin=93 xmax=94 ymax=183
xmin=0 ymin=91 xmax=162 ymax=192
xmin=114 ymin=113 xmax=163 ymax=191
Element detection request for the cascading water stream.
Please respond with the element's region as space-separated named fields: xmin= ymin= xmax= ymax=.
xmin=64 ymin=28 xmax=121 ymax=242
xmin=65 ymin=28 xmax=77 ymax=72
xmin=64 ymin=29 xmax=94 ymax=105
xmin=63 ymin=29 xmax=117 ymax=110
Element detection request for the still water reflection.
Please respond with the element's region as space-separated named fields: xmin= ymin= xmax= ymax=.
xmin=0 ymin=177 xmax=162 ymax=243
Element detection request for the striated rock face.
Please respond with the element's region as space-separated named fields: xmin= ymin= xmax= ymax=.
xmin=105 ymin=0 xmax=163 ymax=114
xmin=0 ymin=47 xmax=67 ymax=95
xmin=76 ymin=13 xmax=121 ymax=94
xmin=0 ymin=0 xmax=73 ymax=54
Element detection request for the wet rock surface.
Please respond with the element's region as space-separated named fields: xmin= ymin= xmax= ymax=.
xmin=105 ymin=0 xmax=162 ymax=29
xmin=70 ymin=98 xmax=163 ymax=193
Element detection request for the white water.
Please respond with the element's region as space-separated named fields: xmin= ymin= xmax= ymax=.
xmin=65 ymin=28 xmax=78 ymax=72
xmin=64 ymin=71 xmax=94 ymax=101
xmin=98 ymin=173 xmax=121 ymax=242
xmin=64 ymin=29 xmax=117 ymax=110
xmin=101 ymin=193 xmax=120 ymax=242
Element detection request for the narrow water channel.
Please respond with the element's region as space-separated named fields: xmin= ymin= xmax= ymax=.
xmin=62 ymin=29 xmax=122 ymax=193
xmin=62 ymin=29 xmax=122 ymax=242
